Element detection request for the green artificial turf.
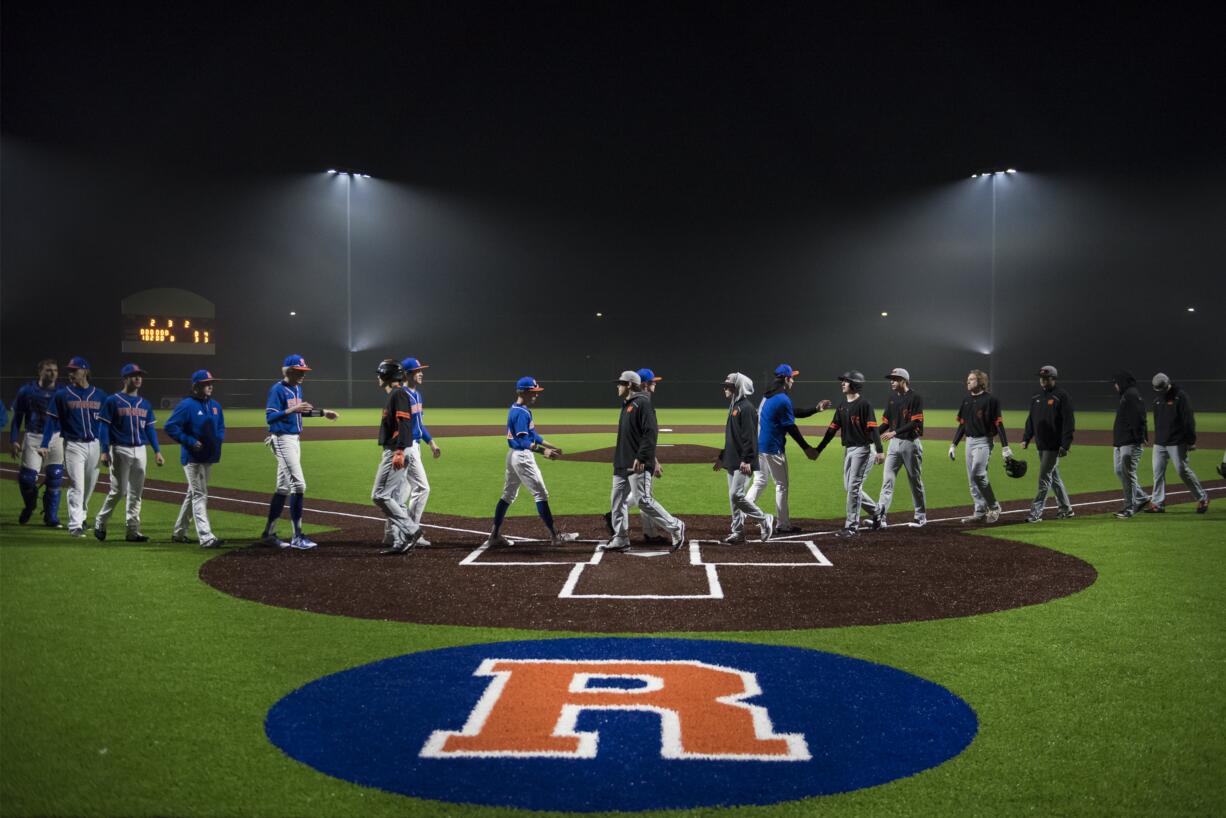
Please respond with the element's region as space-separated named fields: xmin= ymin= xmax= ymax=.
xmin=2 ymin=493 xmax=1223 ymax=816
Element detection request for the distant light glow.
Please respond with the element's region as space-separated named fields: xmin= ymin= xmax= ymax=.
xmin=881 ymin=311 xmax=889 ymax=317
xmin=971 ymin=174 xmax=979 ymax=178
xmin=326 ymin=169 xmax=337 ymax=174
xmin=290 ymin=311 xmax=297 ymax=316
xmin=1187 ymin=307 xmax=1195 ymax=312
xmin=1006 ymin=168 xmax=1017 ymax=174
xmin=596 ymin=312 xmax=603 ymax=317
xmin=359 ymin=173 xmax=371 ymax=178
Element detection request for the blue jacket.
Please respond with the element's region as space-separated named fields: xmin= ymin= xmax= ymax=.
xmin=164 ymin=396 xmax=225 ymax=464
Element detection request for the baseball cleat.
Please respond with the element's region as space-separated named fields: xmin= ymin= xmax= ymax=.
xmin=1056 ymin=509 xmax=1076 ymax=520
xmin=834 ymin=526 xmax=859 ymax=538
xmin=44 ymin=518 xmax=64 ymax=529
xmin=289 ymin=535 xmax=318 ymax=550
xmin=760 ymin=515 xmax=775 ymax=542
xmin=550 ymin=532 xmax=579 ymax=545
xmin=125 ymin=533 xmax=150 ymax=542
xmin=258 ymin=533 xmax=286 ymax=548
xmin=68 ymin=528 xmax=85 ymax=538
xmin=482 ymin=533 xmax=512 ymax=548
xmin=670 ymin=520 xmax=687 ymax=552
xmin=985 ymin=506 xmax=1002 ymax=524
xmin=379 ymin=541 xmax=411 ymax=555
xmin=959 ymin=515 xmax=986 ymax=524
xmin=415 ymin=535 xmax=432 ymax=547
xmin=722 ymin=533 xmax=746 ymax=545
xmin=598 ymin=539 xmax=631 ymax=552
xmin=18 ymin=507 xmax=34 ymax=525
xmin=1114 ymin=508 xmax=1135 ymax=519
xmin=1196 ymin=498 xmax=1210 ymax=514
xmin=910 ymin=516 xmax=927 ymax=528
xmin=1025 ymin=515 xmax=1042 ymax=523
xmin=94 ymin=527 xmax=107 ymax=541
xmin=171 ymin=534 xmax=196 ymax=544
xmin=199 ymin=538 xmax=225 ymax=549
xmin=602 ymin=512 xmax=615 ymax=536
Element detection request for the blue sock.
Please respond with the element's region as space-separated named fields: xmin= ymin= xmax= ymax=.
xmin=536 ymin=500 xmax=555 ymax=533
xmin=492 ymin=499 xmax=510 ymax=534
xmin=265 ymin=494 xmax=287 ymax=535
xmin=289 ymin=493 xmax=304 ymax=537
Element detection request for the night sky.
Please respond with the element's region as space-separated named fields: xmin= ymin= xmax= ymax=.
xmin=3 ymin=4 xmax=1223 ymax=408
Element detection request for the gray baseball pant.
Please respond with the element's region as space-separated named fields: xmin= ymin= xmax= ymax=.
xmin=383 ymin=442 xmax=430 ymax=544
xmin=1151 ymin=445 xmax=1206 ymax=505
xmin=174 ymin=462 xmax=214 ymax=542
xmin=372 ymin=449 xmax=420 ymax=547
xmin=95 ymin=445 xmax=147 ymax=535
xmin=843 ymin=445 xmax=877 ymax=528
xmin=611 ymin=473 xmax=680 ymax=544
xmin=1030 ymin=449 xmax=1072 ymax=517
xmin=746 ymin=452 xmax=791 ymax=527
xmin=965 ymin=437 xmax=998 ymax=515
xmin=1113 ymin=445 xmax=1149 ymax=510
xmin=64 ymin=439 xmax=101 ymax=532
xmin=727 ymin=470 xmax=769 ymax=536
xmin=876 ymin=438 xmax=925 ymax=519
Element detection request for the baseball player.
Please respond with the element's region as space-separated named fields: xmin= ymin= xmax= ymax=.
xmin=747 ymin=363 xmax=832 ymax=534
xmin=1022 ymin=365 xmax=1076 ymax=522
xmin=619 ymin=368 xmax=668 ymax=543
xmin=872 ymin=368 xmax=927 ymax=528
xmin=1111 ymin=370 xmax=1150 ymax=518
xmin=601 ymin=370 xmax=686 ymax=552
xmin=164 ymin=370 xmax=226 ymax=548
xmin=259 ymin=355 xmax=339 ymax=550
xmin=380 ymin=357 xmax=441 ymax=548
xmin=38 ymin=356 xmax=106 ymax=537
xmin=813 ymin=371 xmax=885 ymax=538
xmin=949 ymin=369 xmax=1013 ymax=524
xmin=93 ymin=364 xmax=164 ymax=541
xmin=373 ymin=359 xmax=424 ymax=555
xmin=482 ymin=377 xmax=579 ymax=547
xmin=714 ymin=373 xmax=774 ymax=544
xmin=1147 ymin=373 xmax=1208 ymax=514
xmin=9 ymin=359 xmax=64 ymax=527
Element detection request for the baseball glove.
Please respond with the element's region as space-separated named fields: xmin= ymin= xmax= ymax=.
xmin=1003 ymin=457 xmax=1028 ymax=478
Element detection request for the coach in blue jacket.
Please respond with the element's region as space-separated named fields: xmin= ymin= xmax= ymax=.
xmin=164 ymin=370 xmax=226 ymax=547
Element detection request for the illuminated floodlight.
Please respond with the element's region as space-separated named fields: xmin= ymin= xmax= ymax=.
xmin=596 ymin=312 xmax=603 ymax=317
xmin=359 ymin=173 xmax=371 ymax=178
xmin=326 ymin=169 xmax=337 ymax=174
xmin=290 ymin=311 xmax=297 ymax=316
xmin=971 ymin=174 xmax=979 ymax=178
xmin=881 ymin=311 xmax=888 ymax=317
xmin=1006 ymin=168 xmax=1017 ymax=174
xmin=1187 ymin=307 xmax=1196 ymax=312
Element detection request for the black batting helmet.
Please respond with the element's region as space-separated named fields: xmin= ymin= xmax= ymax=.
xmin=838 ymin=370 xmax=865 ymax=389
xmin=376 ymin=358 xmax=406 ymax=383
xmin=1004 ymin=457 xmax=1028 ymax=478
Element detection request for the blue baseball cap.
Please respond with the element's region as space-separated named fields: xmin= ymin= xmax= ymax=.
xmin=120 ymin=363 xmax=146 ymax=378
xmin=66 ymin=356 xmax=91 ymax=371
xmin=191 ymin=369 xmax=217 ymax=384
xmin=637 ymin=368 xmax=662 ymax=382
xmin=775 ymin=364 xmax=799 ymax=378
xmin=516 ymin=376 xmax=544 ymax=392
xmin=283 ymin=354 xmax=312 ymax=371
xmin=401 ymin=357 xmax=429 ymax=372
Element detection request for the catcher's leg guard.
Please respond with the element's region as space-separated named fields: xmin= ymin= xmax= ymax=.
xmin=43 ymin=464 xmax=65 ymax=524
xmin=19 ymin=467 xmax=39 ymax=510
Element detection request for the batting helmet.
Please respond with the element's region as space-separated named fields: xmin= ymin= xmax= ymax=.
xmin=376 ymin=359 xmax=406 ymax=383
xmin=1004 ymin=457 xmax=1028 ymax=478
xmin=838 ymin=370 xmax=865 ymax=389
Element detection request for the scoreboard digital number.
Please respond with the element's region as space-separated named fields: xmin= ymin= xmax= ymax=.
xmin=121 ymin=316 xmax=216 ymax=355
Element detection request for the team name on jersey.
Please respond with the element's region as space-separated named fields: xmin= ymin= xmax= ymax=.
xmin=117 ymin=406 xmax=149 ymax=419
xmin=67 ymin=399 xmax=101 ymax=411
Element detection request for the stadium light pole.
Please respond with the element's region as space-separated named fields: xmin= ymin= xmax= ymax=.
xmin=970 ymin=169 xmax=1016 ymax=377
xmin=327 ymin=169 xmax=371 ymax=406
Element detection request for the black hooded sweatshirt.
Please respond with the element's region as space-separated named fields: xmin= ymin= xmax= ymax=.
xmin=1112 ymin=371 xmax=1147 ymax=447
xmin=1152 ymin=383 xmax=1197 ymax=447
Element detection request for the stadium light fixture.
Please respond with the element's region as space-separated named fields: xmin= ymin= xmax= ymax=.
xmin=881 ymin=311 xmax=888 ymax=317
xmin=1187 ymin=307 xmax=1196 ymax=312
xmin=289 ymin=311 xmax=297 ymax=316
xmin=326 ymin=167 xmax=374 ymax=405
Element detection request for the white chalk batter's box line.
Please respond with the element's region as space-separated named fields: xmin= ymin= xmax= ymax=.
xmin=459 ymin=539 xmax=832 ymax=568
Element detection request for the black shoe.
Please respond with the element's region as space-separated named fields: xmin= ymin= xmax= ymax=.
xmin=602 ymin=512 xmax=615 ymax=536
xmin=19 ymin=507 xmax=34 ymax=525
xmin=94 ymin=527 xmax=107 ymax=541
xmin=126 ymin=533 xmax=150 ymax=542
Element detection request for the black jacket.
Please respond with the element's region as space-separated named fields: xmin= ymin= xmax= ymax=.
xmin=1112 ymin=371 xmax=1147 ymax=447
xmin=720 ymin=396 xmax=759 ymax=472
xmin=1023 ymin=386 xmax=1075 ymax=451
xmin=1153 ymin=384 xmax=1197 ymax=447
xmin=613 ymin=392 xmax=658 ymax=475
xmin=378 ymin=388 xmax=412 ymax=449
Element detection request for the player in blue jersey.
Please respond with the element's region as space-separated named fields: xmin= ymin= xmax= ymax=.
xmin=382 ymin=357 xmax=441 ymax=548
xmin=39 ymin=356 xmax=106 ymax=537
xmin=482 ymin=377 xmax=579 ymax=547
xmin=746 ymin=364 xmax=832 ymax=534
xmin=9 ymin=359 xmax=64 ymax=527
xmin=94 ymin=364 xmax=165 ymax=542
xmin=164 ymin=370 xmax=226 ymax=548
xmin=259 ymin=355 xmax=339 ymax=550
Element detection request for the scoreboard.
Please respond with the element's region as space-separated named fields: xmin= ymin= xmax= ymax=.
xmin=120 ymin=289 xmax=216 ymax=356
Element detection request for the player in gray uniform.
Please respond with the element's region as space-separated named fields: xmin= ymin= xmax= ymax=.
xmin=625 ymin=367 xmax=670 ymax=544
xmin=601 ymin=371 xmax=686 ymax=552
xmin=1147 ymin=373 xmax=1208 ymax=514
xmin=872 ymin=368 xmax=927 ymax=528
xmin=1110 ymin=370 xmax=1150 ymax=518
xmin=1022 ymin=365 xmax=1076 ymax=522
xmin=813 ymin=371 xmax=885 ymax=538
xmin=949 ymin=370 xmax=1013 ymax=525
xmin=714 ymin=373 xmax=774 ymax=544
xmin=373 ymin=359 xmax=424 ymax=555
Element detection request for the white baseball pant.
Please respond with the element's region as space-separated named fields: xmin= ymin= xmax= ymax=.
xmin=24 ymin=431 xmax=65 ymax=469
xmin=611 ymin=472 xmax=680 ymax=544
xmin=501 ymin=449 xmax=549 ymax=504
xmin=268 ymin=434 xmax=306 ymax=494
xmin=746 ymin=452 xmax=791 ymax=527
xmin=174 ymin=462 xmax=215 ymax=542
xmin=64 ymin=439 xmax=101 ymax=531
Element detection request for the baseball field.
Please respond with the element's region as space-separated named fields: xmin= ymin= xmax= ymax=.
xmin=2 ymin=406 xmax=1224 ymax=816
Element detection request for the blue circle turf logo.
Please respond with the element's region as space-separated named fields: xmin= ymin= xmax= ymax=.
xmin=266 ymin=638 xmax=977 ymax=811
